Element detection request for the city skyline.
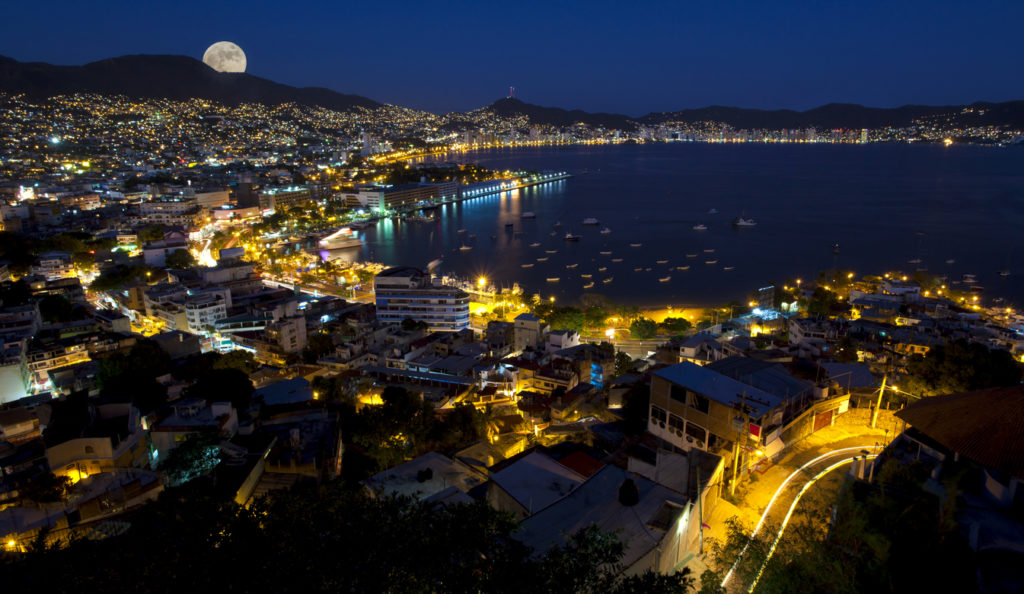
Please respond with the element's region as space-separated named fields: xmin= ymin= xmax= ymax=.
xmin=1 ymin=0 xmax=1022 ymax=114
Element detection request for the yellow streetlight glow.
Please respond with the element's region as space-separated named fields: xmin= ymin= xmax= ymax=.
xmin=605 ymin=328 xmax=615 ymax=340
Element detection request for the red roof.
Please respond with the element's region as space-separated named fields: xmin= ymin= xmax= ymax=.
xmin=557 ymin=450 xmax=605 ymax=478
xmin=896 ymin=386 xmax=1024 ymax=478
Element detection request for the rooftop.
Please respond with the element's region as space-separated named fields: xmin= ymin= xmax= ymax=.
xmin=653 ymin=361 xmax=784 ymax=418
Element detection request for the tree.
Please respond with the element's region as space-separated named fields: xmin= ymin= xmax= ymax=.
xmin=164 ymin=248 xmax=195 ymax=269
xmin=38 ymin=294 xmax=76 ymax=323
xmin=629 ymin=317 xmax=658 ymax=339
xmin=584 ymin=305 xmax=609 ymax=329
xmin=138 ymin=225 xmax=165 ymax=242
xmin=212 ymin=350 xmax=258 ymax=375
xmin=833 ymin=335 xmax=859 ymax=363
xmin=21 ymin=472 xmax=72 ymax=503
xmin=615 ymin=351 xmax=634 ymax=377
xmin=902 ymin=338 xmax=1022 ymax=398
xmin=157 ymin=433 xmax=221 ymax=486
xmin=401 ymin=317 xmax=429 ymax=332
xmin=303 ymin=333 xmax=335 ymax=363
xmin=185 ymin=368 xmax=254 ymax=412
xmin=659 ymin=317 xmax=692 ymax=336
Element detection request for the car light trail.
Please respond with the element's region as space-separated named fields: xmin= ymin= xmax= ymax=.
xmin=720 ymin=446 xmax=877 ymax=589
xmin=747 ymin=455 xmax=877 ymax=593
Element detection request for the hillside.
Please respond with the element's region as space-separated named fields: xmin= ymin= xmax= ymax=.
xmin=0 ymin=54 xmax=381 ymax=111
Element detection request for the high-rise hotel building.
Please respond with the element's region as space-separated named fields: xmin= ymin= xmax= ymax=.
xmin=374 ymin=267 xmax=470 ymax=331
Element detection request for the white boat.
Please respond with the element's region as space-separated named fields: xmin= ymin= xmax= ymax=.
xmin=546 ymin=249 xmax=558 ymax=254
xmin=537 ymin=257 xmax=549 ymax=262
xmin=529 ymin=242 xmax=542 ymax=248
xmin=693 ymin=224 xmax=707 ymax=231
xmin=656 ymin=259 xmax=669 ymax=265
xmin=602 ymin=277 xmax=614 ymax=284
xmin=546 ymin=277 xmax=560 ymax=283
xmin=645 ymin=267 xmax=652 ymax=272
xmin=457 ymin=228 xmax=467 ymax=233
xmin=962 ymin=274 xmax=977 ymax=283
xmin=630 ymin=243 xmax=642 ymax=248
xmin=945 ymin=259 xmax=956 ymax=264
xmin=554 ymin=221 xmax=563 ymax=227
xmin=459 ymin=245 xmax=472 ymax=251
xmin=611 ymin=258 xmax=623 ymax=263
xmin=581 ymin=273 xmax=593 ymax=278
xmin=521 ymin=212 xmax=536 ymax=219
xmin=723 ymin=266 xmax=735 ymax=271
xmin=521 ymin=263 xmax=534 ymax=268
xmin=705 ymin=259 xmax=718 ymax=265
xmin=1000 ymin=270 xmax=1011 ymax=277
xmin=600 ymin=227 xmax=612 ymax=235
xmin=733 ymin=216 xmax=757 ymax=227
xmin=676 ymin=266 xmax=690 ymax=271
xmin=659 ymin=276 xmax=671 ymax=282
xmin=598 ymin=266 xmax=608 ymax=272
xmin=582 ymin=217 xmax=600 ymax=225
xmin=634 ymin=267 xmax=643 ymax=272
xmin=704 ymin=248 xmax=715 ymax=253
xmin=566 ymin=263 xmax=578 ymax=269
xmin=908 ymin=258 xmax=922 ymax=265
xmin=583 ymin=282 xmax=595 ymax=289
xmin=599 ymin=250 xmax=612 ymax=255
xmin=564 ymin=232 xmax=581 ymax=241
xmin=686 ymin=254 xmax=697 ymax=258
xmin=319 ymin=227 xmax=364 ymax=250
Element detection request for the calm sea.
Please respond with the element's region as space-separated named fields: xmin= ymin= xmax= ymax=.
xmin=331 ymin=143 xmax=1024 ymax=308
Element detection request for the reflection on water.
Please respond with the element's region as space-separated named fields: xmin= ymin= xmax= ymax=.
xmin=332 ymin=143 xmax=1024 ymax=307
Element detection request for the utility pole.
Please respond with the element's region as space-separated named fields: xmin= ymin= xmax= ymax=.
xmin=871 ymin=373 xmax=887 ymax=429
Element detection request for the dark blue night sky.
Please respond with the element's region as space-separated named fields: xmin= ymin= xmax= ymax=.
xmin=3 ymin=0 xmax=1021 ymax=114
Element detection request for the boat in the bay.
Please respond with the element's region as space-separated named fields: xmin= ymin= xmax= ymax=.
xmin=582 ymin=217 xmax=600 ymax=225
xmin=459 ymin=244 xmax=472 ymax=251
xmin=708 ymin=208 xmax=719 ymax=214
xmin=1000 ymin=270 xmax=1011 ymax=277
xmin=611 ymin=258 xmax=623 ymax=263
xmin=656 ymin=259 xmax=669 ymax=265
xmin=521 ymin=212 xmax=536 ymax=219
xmin=602 ymin=277 xmax=614 ymax=284
xmin=599 ymin=250 xmax=612 ymax=255
xmin=963 ymin=274 xmax=978 ymax=283
xmin=583 ymin=282 xmax=595 ymax=289
xmin=457 ymin=228 xmax=467 ymax=233
xmin=554 ymin=221 xmax=563 ymax=227
xmin=723 ymin=266 xmax=735 ymax=271
xmin=564 ymin=232 xmax=581 ymax=241
xmin=521 ymin=263 xmax=534 ymax=268
xmin=537 ymin=257 xmax=549 ymax=262
xmin=318 ymin=227 xmax=363 ymax=250
xmin=946 ymin=259 xmax=956 ymax=264
xmin=676 ymin=265 xmax=690 ymax=271
xmin=566 ymin=263 xmax=578 ymax=269
xmin=530 ymin=242 xmax=542 ymax=247
xmin=686 ymin=253 xmax=697 ymax=258
xmin=704 ymin=248 xmax=715 ymax=253
xmin=634 ymin=267 xmax=643 ymax=272
xmin=581 ymin=273 xmax=593 ymax=278
xmin=659 ymin=276 xmax=671 ymax=282
xmin=693 ymin=224 xmax=707 ymax=231
xmin=598 ymin=266 xmax=607 ymax=272
xmin=630 ymin=243 xmax=642 ymax=247
xmin=546 ymin=277 xmax=560 ymax=283
xmin=600 ymin=227 xmax=612 ymax=235
xmin=733 ymin=216 xmax=757 ymax=227
xmin=705 ymin=259 xmax=718 ymax=264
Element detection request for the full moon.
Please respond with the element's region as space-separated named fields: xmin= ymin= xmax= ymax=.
xmin=202 ymin=41 xmax=246 ymax=73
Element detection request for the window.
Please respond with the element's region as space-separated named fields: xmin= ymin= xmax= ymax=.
xmin=685 ymin=422 xmax=707 ymax=444
xmin=688 ymin=392 xmax=710 ymax=414
xmin=668 ymin=414 xmax=685 ymax=436
xmin=650 ymin=405 xmax=667 ymax=426
xmin=669 ymin=384 xmax=688 ymax=404
xmin=84 ymin=446 xmax=95 ymax=454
